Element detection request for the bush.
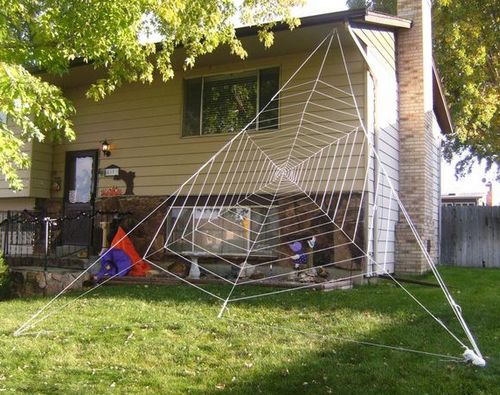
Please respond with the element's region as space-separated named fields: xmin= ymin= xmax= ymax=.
xmin=0 ymin=253 xmax=10 ymax=300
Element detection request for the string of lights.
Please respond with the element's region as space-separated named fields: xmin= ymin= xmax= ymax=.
xmin=0 ymin=210 xmax=133 ymax=226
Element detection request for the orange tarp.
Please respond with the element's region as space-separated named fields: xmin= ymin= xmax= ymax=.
xmin=110 ymin=226 xmax=151 ymax=276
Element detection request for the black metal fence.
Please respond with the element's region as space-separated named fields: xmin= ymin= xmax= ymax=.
xmin=0 ymin=210 xmax=132 ymax=267
xmin=0 ymin=211 xmax=42 ymax=257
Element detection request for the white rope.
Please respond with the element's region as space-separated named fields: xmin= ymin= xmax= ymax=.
xmin=14 ymin=196 xmax=173 ymax=337
xmin=338 ymin=30 xmax=483 ymax=358
xmin=217 ymin=175 xmax=284 ymax=317
xmin=297 ymin=176 xmax=469 ymax=348
xmin=142 ymin=258 xmax=226 ymax=302
xmin=283 ymin=168 xmax=470 ymax=350
xmin=285 ymin=31 xmax=336 ymax=167
xmin=15 ymin=253 xmax=154 ymax=335
xmin=223 ymin=317 xmax=464 ymax=363
xmin=237 ymin=255 xmax=362 ymax=285
xmin=12 ymin=27 xmax=484 ymax=366
xmin=228 ymin=272 xmax=366 ymax=302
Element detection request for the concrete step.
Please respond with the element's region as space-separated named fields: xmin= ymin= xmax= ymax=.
xmin=55 ymin=245 xmax=88 ymax=258
xmin=7 ymin=256 xmax=88 ymax=269
xmin=106 ymin=274 xmax=354 ymax=291
xmin=322 ymin=278 xmax=354 ymax=291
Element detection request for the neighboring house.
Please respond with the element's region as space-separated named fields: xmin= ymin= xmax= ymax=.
xmin=442 ymin=193 xmax=486 ymax=207
xmin=0 ymin=1 xmax=452 ymax=274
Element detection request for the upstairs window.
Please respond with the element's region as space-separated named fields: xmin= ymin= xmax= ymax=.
xmin=183 ymin=67 xmax=279 ymax=136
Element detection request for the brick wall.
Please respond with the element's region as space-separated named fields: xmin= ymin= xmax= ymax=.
xmin=395 ymin=0 xmax=440 ymax=274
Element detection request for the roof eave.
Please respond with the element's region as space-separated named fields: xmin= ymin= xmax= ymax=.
xmin=433 ymin=60 xmax=454 ymax=134
xmin=364 ymin=10 xmax=412 ymax=29
xmin=42 ymin=9 xmax=413 ymax=77
xmin=235 ymin=8 xmax=411 ymax=38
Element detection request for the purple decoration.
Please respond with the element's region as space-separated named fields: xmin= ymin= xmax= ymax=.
xmin=94 ymin=248 xmax=132 ymax=282
xmin=290 ymin=241 xmax=303 ymax=253
xmin=289 ymin=241 xmax=308 ymax=267
xmin=294 ymin=253 xmax=308 ymax=266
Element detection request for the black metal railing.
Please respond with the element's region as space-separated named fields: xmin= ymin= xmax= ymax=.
xmin=0 ymin=210 xmax=132 ymax=267
xmin=0 ymin=211 xmax=42 ymax=257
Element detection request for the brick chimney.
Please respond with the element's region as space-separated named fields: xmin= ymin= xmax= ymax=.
xmin=395 ymin=0 xmax=440 ymax=273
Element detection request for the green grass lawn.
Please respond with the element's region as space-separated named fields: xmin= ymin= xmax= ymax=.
xmin=0 ymin=267 xmax=499 ymax=394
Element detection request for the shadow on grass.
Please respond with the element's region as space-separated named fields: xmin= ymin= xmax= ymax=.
xmin=194 ymin=329 xmax=497 ymax=395
xmin=3 ymin=268 xmax=498 ymax=394
xmin=9 ymin=267 xmax=493 ymax=343
xmin=205 ymin=270 xmax=499 ymax=394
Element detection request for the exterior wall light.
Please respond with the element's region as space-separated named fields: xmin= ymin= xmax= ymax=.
xmin=101 ymin=140 xmax=111 ymax=157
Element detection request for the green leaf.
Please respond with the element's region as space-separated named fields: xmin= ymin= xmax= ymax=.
xmin=0 ymin=0 xmax=302 ymax=190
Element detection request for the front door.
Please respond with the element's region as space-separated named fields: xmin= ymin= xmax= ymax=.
xmin=63 ymin=150 xmax=98 ymax=247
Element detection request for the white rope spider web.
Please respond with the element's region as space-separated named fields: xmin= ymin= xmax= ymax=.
xmin=14 ymin=29 xmax=485 ymax=367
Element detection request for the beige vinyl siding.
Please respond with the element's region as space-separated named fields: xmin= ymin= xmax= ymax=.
xmin=0 ymin=123 xmax=53 ymax=199
xmin=0 ymin=120 xmax=33 ymax=197
xmin=0 ymin=197 xmax=37 ymax=211
xmin=351 ymin=24 xmax=399 ymax=273
xmin=51 ymin=24 xmax=367 ymax=199
xmin=29 ymin=140 xmax=53 ymax=198
xmin=0 ymin=170 xmax=31 ymax=198
xmin=0 ymin=139 xmax=32 ymax=198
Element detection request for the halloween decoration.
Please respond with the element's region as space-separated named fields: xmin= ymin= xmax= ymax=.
xmin=109 ymin=226 xmax=151 ymax=277
xmin=94 ymin=248 xmax=132 ymax=282
xmin=289 ymin=241 xmax=307 ymax=269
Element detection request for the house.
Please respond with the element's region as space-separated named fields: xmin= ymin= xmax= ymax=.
xmin=0 ymin=1 xmax=452 ymax=275
xmin=441 ymin=193 xmax=486 ymax=207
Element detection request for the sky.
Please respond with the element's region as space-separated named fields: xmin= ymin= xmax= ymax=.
xmin=292 ymin=0 xmax=347 ymax=17
xmin=441 ymin=158 xmax=499 ymax=205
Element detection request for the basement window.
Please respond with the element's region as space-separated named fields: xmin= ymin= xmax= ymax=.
xmin=166 ymin=206 xmax=278 ymax=256
xmin=182 ymin=67 xmax=280 ymax=136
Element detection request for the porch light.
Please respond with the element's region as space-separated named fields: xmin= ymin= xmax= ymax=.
xmin=101 ymin=140 xmax=111 ymax=157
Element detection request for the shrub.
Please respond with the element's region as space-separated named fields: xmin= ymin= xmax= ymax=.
xmin=0 ymin=253 xmax=10 ymax=300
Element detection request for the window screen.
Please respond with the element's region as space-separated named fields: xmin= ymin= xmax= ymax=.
xmin=258 ymin=68 xmax=280 ymax=130
xmin=167 ymin=206 xmax=278 ymax=256
xmin=203 ymin=72 xmax=257 ymax=134
xmin=182 ymin=67 xmax=279 ymax=136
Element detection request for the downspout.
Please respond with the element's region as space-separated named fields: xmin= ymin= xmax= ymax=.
xmin=346 ymin=21 xmax=380 ymax=276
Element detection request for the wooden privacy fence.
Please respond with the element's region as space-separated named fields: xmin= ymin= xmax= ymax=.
xmin=441 ymin=206 xmax=500 ymax=267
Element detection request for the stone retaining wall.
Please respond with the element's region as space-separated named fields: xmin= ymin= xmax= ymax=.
xmin=10 ymin=268 xmax=90 ymax=298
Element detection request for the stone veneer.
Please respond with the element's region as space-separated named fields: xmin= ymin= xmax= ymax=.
xmin=95 ymin=196 xmax=169 ymax=257
xmin=95 ymin=193 xmax=365 ymax=271
xmin=10 ymin=267 xmax=91 ymax=298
